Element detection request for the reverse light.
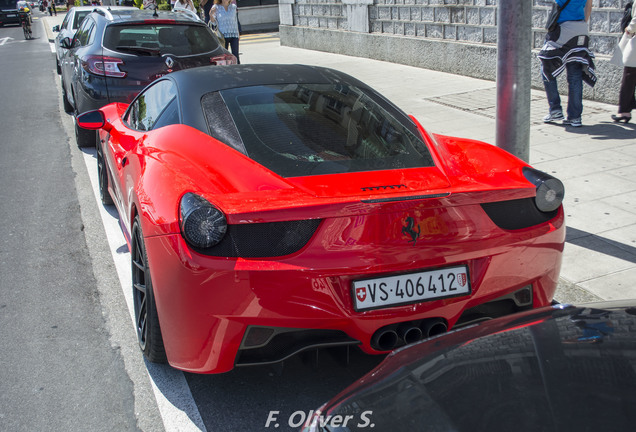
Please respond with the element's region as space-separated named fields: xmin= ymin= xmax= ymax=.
xmin=180 ymin=193 xmax=227 ymax=248
xmin=83 ymin=56 xmax=127 ymax=78
xmin=522 ymin=167 xmax=565 ymax=212
xmin=210 ymin=54 xmax=237 ymax=65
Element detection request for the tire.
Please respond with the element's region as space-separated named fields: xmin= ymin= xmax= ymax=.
xmin=74 ymin=104 xmax=97 ymax=148
xmin=60 ymin=76 xmax=73 ymax=113
xmin=56 ymin=57 xmax=61 ymax=75
xmin=97 ymin=141 xmax=113 ymax=205
xmin=131 ymin=216 xmax=167 ymax=363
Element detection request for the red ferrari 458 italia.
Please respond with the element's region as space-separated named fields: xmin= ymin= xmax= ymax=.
xmin=78 ymin=64 xmax=565 ymax=374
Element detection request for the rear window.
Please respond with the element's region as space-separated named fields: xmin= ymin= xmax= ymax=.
xmin=103 ymin=24 xmax=219 ymax=56
xmin=0 ymin=0 xmax=18 ymax=9
xmin=204 ymin=84 xmax=435 ymax=178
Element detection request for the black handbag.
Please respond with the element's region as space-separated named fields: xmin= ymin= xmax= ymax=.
xmin=545 ymin=0 xmax=572 ymax=32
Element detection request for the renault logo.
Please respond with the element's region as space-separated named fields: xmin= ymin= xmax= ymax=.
xmin=165 ymin=57 xmax=174 ymax=68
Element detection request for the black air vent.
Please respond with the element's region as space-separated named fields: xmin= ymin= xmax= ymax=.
xmin=193 ymin=219 xmax=321 ymax=257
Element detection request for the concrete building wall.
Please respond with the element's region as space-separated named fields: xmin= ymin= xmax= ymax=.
xmin=278 ymin=0 xmax=632 ymax=104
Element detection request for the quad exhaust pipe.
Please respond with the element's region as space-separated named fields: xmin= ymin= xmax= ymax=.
xmin=371 ymin=318 xmax=448 ymax=351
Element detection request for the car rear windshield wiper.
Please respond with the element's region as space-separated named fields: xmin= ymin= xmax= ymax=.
xmin=115 ymin=46 xmax=161 ymax=56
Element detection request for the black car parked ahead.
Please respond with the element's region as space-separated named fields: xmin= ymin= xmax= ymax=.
xmin=59 ymin=8 xmax=236 ymax=147
xmin=0 ymin=0 xmax=22 ymax=26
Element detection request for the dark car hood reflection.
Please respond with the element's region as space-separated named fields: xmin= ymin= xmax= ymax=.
xmin=318 ymin=301 xmax=636 ymax=432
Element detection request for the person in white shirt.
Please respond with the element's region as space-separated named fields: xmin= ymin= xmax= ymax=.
xmin=173 ymin=0 xmax=196 ymax=13
xmin=612 ymin=2 xmax=636 ymax=123
xmin=211 ymin=0 xmax=240 ymax=63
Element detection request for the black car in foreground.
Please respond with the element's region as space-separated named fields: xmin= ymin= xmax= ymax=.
xmin=59 ymin=8 xmax=236 ymax=148
xmin=302 ymin=300 xmax=636 ymax=432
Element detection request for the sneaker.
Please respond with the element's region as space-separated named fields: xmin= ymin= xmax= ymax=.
xmin=543 ymin=111 xmax=564 ymax=123
xmin=563 ymin=118 xmax=582 ymax=127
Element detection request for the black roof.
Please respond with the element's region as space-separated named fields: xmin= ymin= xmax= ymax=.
xmin=169 ymin=64 xmax=370 ymax=95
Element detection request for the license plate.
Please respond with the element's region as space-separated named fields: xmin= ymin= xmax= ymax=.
xmin=352 ymin=265 xmax=470 ymax=311
xmin=7 ymin=14 xmax=17 ymax=17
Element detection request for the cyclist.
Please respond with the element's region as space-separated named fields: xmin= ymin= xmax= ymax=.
xmin=19 ymin=6 xmax=33 ymax=39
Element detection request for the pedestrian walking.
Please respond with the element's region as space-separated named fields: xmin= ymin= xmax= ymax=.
xmin=538 ymin=0 xmax=595 ymax=128
xmin=143 ymin=0 xmax=157 ymax=10
xmin=173 ymin=0 xmax=195 ymax=12
xmin=612 ymin=2 xmax=636 ymax=123
xmin=211 ymin=0 xmax=240 ymax=63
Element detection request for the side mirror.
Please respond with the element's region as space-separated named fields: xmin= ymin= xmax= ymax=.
xmin=77 ymin=110 xmax=107 ymax=131
xmin=52 ymin=25 xmax=59 ymax=32
xmin=60 ymin=37 xmax=72 ymax=49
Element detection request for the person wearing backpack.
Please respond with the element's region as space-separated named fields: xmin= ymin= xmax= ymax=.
xmin=612 ymin=2 xmax=636 ymax=123
xmin=538 ymin=0 xmax=594 ymax=128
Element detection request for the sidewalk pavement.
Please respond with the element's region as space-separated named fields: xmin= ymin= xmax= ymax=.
xmin=42 ymin=14 xmax=636 ymax=304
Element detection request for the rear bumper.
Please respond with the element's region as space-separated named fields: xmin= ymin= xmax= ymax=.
xmin=143 ymin=206 xmax=565 ymax=373
xmin=0 ymin=13 xmax=21 ymax=25
xmin=75 ymin=72 xmax=146 ymax=113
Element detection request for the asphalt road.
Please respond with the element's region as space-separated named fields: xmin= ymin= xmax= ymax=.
xmin=1 ymin=14 xmax=384 ymax=432
xmin=0 ymin=15 xmax=151 ymax=432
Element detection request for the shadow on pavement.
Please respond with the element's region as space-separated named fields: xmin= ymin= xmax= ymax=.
xmin=561 ymin=121 xmax=636 ymax=140
xmin=566 ymin=227 xmax=636 ymax=264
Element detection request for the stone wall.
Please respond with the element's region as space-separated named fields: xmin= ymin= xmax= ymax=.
xmin=278 ymin=0 xmax=633 ymax=104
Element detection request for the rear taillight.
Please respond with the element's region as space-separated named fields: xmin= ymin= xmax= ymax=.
xmin=82 ymin=56 xmax=127 ymax=78
xmin=210 ymin=54 xmax=237 ymax=66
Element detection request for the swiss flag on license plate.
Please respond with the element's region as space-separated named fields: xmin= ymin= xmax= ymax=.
xmin=356 ymin=287 xmax=367 ymax=302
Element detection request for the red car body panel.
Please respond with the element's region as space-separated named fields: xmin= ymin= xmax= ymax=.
xmin=93 ymin=79 xmax=565 ymax=373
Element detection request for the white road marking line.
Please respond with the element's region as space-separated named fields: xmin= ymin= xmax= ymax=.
xmin=81 ymin=148 xmax=207 ymax=432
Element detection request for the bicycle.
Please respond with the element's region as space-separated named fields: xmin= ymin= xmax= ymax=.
xmin=19 ymin=10 xmax=32 ymax=40
xmin=22 ymin=20 xmax=32 ymax=40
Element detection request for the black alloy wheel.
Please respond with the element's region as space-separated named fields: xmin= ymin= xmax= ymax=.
xmin=97 ymin=141 xmax=113 ymax=205
xmin=131 ymin=216 xmax=167 ymax=363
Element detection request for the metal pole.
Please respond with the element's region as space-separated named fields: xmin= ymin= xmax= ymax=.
xmin=496 ymin=0 xmax=533 ymax=162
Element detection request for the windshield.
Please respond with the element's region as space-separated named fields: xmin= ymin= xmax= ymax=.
xmin=0 ymin=0 xmax=18 ymax=9
xmin=205 ymin=84 xmax=435 ymax=178
xmin=103 ymin=24 xmax=220 ymax=56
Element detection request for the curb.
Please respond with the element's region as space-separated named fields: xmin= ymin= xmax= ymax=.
xmin=555 ymin=277 xmax=603 ymax=304
xmin=41 ymin=16 xmax=57 ymax=42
